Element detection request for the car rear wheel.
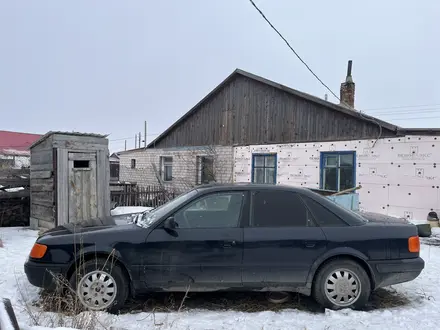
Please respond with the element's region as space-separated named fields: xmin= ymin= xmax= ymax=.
xmin=312 ymin=259 xmax=371 ymax=310
xmin=69 ymin=258 xmax=129 ymax=313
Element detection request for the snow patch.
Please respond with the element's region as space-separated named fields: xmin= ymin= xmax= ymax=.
xmin=110 ymin=206 xmax=152 ymax=216
xmin=1 ymin=226 xmax=440 ymax=329
xmin=0 ymin=299 xmax=15 ymax=330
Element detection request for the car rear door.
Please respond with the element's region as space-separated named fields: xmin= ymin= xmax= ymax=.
xmin=242 ymin=189 xmax=327 ymax=287
xmin=143 ymin=190 xmax=248 ymax=289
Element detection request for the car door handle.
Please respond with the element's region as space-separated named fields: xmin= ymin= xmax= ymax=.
xmin=303 ymin=241 xmax=316 ymax=248
xmin=223 ymin=240 xmax=237 ymax=248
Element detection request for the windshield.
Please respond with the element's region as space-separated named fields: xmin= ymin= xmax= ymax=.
xmin=136 ymin=189 xmax=198 ymax=228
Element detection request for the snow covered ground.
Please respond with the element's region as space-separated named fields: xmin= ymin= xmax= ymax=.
xmin=110 ymin=206 xmax=153 ymax=216
xmin=0 ymin=226 xmax=440 ymax=330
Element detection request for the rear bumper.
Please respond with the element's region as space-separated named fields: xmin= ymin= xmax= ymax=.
xmin=24 ymin=259 xmax=68 ymax=290
xmin=369 ymin=257 xmax=425 ymax=288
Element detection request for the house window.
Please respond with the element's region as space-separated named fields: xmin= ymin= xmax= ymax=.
xmin=131 ymin=159 xmax=136 ymax=169
xmin=252 ymin=154 xmax=276 ymax=184
xmin=320 ymin=151 xmax=356 ymax=192
xmin=197 ymin=156 xmax=215 ymax=184
xmin=160 ymin=156 xmax=173 ymax=181
xmin=0 ymin=158 xmax=14 ymax=169
xmin=110 ymin=162 xmax=120 ymax=181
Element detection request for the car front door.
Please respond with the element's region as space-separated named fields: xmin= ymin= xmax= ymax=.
xmin=143 ymin=191 xmax=248 ymax=290
xmin=242 ymin=189 xmax=327 ymax=287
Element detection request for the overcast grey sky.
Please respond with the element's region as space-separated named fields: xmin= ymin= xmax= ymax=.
xmin=1 ymin=0 xmax=439 ymax=152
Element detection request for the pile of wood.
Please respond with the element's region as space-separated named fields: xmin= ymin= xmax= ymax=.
xmin=0 ymin=168 xmax=30 ymax=227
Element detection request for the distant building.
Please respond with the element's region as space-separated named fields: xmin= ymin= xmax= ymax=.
xmin=118 ymin=63 xmax=440 ymax=220
xmin=0 ymin=130 xmax=42 ymax=169
xmin=109 ymin=152 xmax=120 ymax=182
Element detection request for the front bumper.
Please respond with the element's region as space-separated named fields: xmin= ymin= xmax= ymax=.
xmin=369 ymin=257 xmax=425 ymax=288
xmin=24 ymin=259 xmax=68 ymax=291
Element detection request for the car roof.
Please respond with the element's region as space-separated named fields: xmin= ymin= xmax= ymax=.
xmin=195 ymin=183 xmax=313 ymax=194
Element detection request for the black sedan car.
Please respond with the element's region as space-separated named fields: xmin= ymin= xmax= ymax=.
xmin=24 ymin=184 xmax=424 ymax=312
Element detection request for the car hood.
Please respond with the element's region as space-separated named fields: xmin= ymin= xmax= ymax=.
xmin=38 ymin=215 xmax=140 ymax=238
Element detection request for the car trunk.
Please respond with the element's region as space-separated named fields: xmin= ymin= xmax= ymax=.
xmin=358 ymin=212 xmax=411 ymax=224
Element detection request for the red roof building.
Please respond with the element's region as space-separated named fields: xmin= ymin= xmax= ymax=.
xmin=0 ymin=130 xmax=42 ymax=156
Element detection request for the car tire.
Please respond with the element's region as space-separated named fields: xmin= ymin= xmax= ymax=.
xmin=312 ymin=259 xmax=371 ymax=310
xmin=69 ymin=258 xmax=129 ymax=313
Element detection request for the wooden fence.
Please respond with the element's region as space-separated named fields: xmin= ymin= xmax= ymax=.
xmin=0 ymin=168 xmax=30 ymax=227
xmin=110 ymin=185 xmax=176 ymax=208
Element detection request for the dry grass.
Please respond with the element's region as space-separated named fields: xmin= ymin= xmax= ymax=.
xmin=17 ymin=270 xmax=107 ymax=329
xmin=120 ymin=291 xmax=324 ymax=314
xmin=16 ymin=237 xmax=119 ymax=329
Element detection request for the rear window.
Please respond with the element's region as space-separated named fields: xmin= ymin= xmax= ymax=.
xmin=301 ymin=195 xmax=348 ymax=227
xmin=303 ymin=190 xmax=367 ymax=226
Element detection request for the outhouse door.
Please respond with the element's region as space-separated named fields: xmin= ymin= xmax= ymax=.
xmin=68 ymin=152 xmax=98 ymax=223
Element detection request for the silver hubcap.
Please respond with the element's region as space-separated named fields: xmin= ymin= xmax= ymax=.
xmin=324 ymin=268 xmax=361 ymax=307
xmin=77 ymin=270 xmax=117 ymax=310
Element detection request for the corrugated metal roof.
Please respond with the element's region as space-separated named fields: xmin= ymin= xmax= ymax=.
xmin=30 ymin=131 xmax=108 ymax=149
xmin=0 ymin=130 xmax=42 ymax=154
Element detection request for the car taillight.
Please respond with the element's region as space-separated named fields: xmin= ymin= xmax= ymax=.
xmin=29 ymin=243 xmax=48 ymax=259
xmin=408 ymin=236 xmax=420 ymax=253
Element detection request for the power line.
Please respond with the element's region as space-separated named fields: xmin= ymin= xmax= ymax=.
xmin=248 ymin=0 xmax=383 ymax=145
xmin=364 ymin=103 xmax=440 ymax=111
xmin=248 ymin=0 xmax=340 ymax=102
xmin=368 ymin=108 xmax=440 ymax=116
xmin=109 ymin=133 xmax=159 ymax=142
xmin=384 ymin=115 xmax=440 ymax=121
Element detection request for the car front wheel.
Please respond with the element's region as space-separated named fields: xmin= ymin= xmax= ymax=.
xmin=69 ymin=258 xmax=129 ymax=313
xmin=312 ymin=259 xmax=371 ymax=310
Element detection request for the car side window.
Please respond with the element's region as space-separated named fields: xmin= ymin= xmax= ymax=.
xmin=251 ymin=190 xmax=313 ymax=227
xmin=301 ymin=195 xmax=348 ymax=227
xmin=173 ymin=192 xmax=244 ymax=229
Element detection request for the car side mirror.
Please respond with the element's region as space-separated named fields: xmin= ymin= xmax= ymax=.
xmin=163 ymin=216 xmax=177 ymax=230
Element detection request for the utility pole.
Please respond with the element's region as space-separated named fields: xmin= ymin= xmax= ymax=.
xmin=144 ymin=121 xmax=147 ymax=147
xmin=138 ymin=132 xmax=141 ymax=148
xmin=135 ymin=134 xmax=137 ymax=149
xmin=124 ymin=140 xmax=127 ymax=151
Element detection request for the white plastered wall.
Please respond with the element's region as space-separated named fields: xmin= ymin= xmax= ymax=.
xmin=0 ymin=154 xmax=30 ymax=168
xmin=233 ymin=135 xmax=440 ymax=221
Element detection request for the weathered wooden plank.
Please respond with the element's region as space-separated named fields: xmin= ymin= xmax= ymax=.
xmin=30 ymin=178 xmax=53 ymax=192
xmin=30 ymin=163 xmax=53 ymax=171
xmin=31 ymin=149 xmax=53 ymax=165
xmin=89 ymin=160 xmax=98 ymax=218
xmin=52 ymin=141 xmax=108 ymax=151
xmin=68 ymin=152 xmax=97 ymax=161
xmin=0 ymin=178 xmax=30 ymax=187
xmin=38 ymin=218 xmax=56 ymax=229
xmin=57 ymin=149 xmax=69 ymax=226
xmin=52 ymin=134 xmax=108 ymax=145
xmin=31 ymin=203 xmax=54 ymax=221
xmin=0 ymin=168 xmax=30 ymax=177
xmin=97 ymin=149 xmax=110 ymax=217
xmin=31 ymin=191 xmax=53 ymax=202
xmin=30 ymin=170 xmax=52 ymax=179
xmin=68 ymin=161 xmax=76 ymax=224
xmin=31 ymin=135 xmax=53 ymax=151
xmin=0 ymin=190 xmax=29 ymax=200
xmin=31 ymin=197 xmax=53 ymax=207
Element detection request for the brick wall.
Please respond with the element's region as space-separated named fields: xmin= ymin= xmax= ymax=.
xmin=119 ymin=146 xmax=234 ymax=192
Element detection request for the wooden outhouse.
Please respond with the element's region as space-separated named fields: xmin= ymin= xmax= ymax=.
xmin=29 ymin=132 xmax=110 ymax=229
